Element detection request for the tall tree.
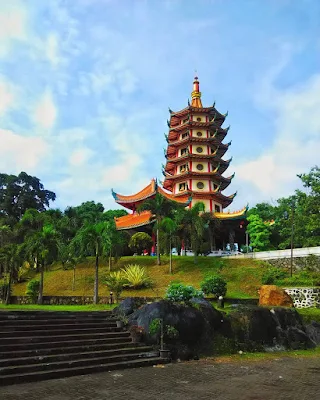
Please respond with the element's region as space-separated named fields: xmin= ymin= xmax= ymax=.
xmin=0 ymin=172 xmax=56 ymax=220
xmin=138 ymin=194 xmax=179 ymax=265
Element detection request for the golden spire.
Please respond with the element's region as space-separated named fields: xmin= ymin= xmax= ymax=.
xmin=191 ymin=76 xmax=203 ymax=108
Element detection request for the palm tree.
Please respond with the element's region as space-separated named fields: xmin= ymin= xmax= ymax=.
xmin=138 ymin=193 xmax=178 ymax=265
xmin=72 ymin=221 xmax=112 ymax=304
xmin=160 ymin=217 xmax=177 ymax=274
xmin=24 ymin=224 xmax=59 ymax=304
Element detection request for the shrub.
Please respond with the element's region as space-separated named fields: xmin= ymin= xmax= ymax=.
xmin=26 ymin=279 xmax=40 ymax=303
xmin=121 ymin=264 xmax=152 ymax=289
xmin=200 ymin=275 xmax=227 ymax=298
xmin=149 ymin=318 xmax=179 ymax=342
xmin=105 ymin=271 xmax=126 ymax=302
xmin=261 ymin=267 xmax=288 ymax=285
xmin=165 ymin=282 xmax=204 ymax=303
xmin=0 ymin=282 xmax=11 ymax=302
xmin=128 ymin=232 xmax=153 ymax=254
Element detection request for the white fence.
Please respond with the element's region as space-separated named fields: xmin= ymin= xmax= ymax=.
xmin=229 ymin=246 xmax=320 ymax=260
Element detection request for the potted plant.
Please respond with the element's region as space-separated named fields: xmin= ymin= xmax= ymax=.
xmin=149 ymin=318 xmax=178 ymax=359
xmin=129 ymin=325 xmax=144 ymax=343
xmin=115 ymin=311 xmax=128 ymax=329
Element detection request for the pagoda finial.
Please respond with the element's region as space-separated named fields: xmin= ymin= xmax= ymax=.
xmin=191 ymin=75 xmax=203 ymax=108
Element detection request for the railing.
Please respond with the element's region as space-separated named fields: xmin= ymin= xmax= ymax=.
xmin=229 ymin=246 xmax=320 ymax=260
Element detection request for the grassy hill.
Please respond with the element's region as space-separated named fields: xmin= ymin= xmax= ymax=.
xmin=12 ymin=256 xmax=269 ymax=299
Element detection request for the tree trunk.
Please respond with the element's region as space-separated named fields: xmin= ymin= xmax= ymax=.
xmin=169 ymin=236 xmax=172 ymax=274
xmin=72 ymin=265 xmax=76 ymax=291
xmin=156 ymin=224 xmax=161 ymax=266
xmin=109 ymin=250 xmax=112 ymax=272
xmin=93 ymin=245 xmax=99 ymax=304
xmin=38 ymin=264 xmax=44 ymax=305
xmin=5 ymin=266 xmax=13 ymax=305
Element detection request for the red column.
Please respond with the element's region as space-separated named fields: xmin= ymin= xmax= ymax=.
xmin=151 ymin=232 xmax=156 ymax=255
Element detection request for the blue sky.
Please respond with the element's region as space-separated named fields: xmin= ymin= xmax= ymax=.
xmin=1 ymin=0 xmax=319 ymax=212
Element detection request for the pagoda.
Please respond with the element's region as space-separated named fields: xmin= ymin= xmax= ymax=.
xmin=112 ymin=77 xmax=247 ymax=250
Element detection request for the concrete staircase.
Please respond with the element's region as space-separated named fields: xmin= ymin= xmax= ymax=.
xmin=0 ymin=311 xmax=165 ymax=385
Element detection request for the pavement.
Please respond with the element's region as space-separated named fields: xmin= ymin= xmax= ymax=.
xmin=0 ymin=356 xmax=319 ymax=400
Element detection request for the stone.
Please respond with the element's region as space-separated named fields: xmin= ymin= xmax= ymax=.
xmin=259 ymin=285 xmax=294 ymax=307
xmin=305 ymin=321 xmax=320 ymax=345
xmin=113 ymin=297 xmax=147 ymax=316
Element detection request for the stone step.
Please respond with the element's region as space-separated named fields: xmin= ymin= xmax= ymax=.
xmin=0 ymin=346 xmax=155 ymax=367
xmin=0 ymin=339 xmax=135 ymax=356
xmin=0 ymin=335 xmax=132 ymax=352
xmin=0 ymin=311 xmax=113 ymax=320
xmin=0 ymin=331 xmax=130 ymax=345
xmin=0 ymin=319 xmax=117 ymax=327
xmin=0 ymin=326 xmax=123 ymax=337
xmin=0 ymin=357 xmax=168 ymax=386
xmin=0 ymin=351 xmax=160 ymax=376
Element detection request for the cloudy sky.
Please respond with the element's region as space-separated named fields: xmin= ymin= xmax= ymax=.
xmin=1 ymin=0 xmax=319 ymax=212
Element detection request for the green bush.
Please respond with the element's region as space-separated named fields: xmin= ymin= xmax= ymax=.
xmin=26 ymin=279 xmax=40 ymax=303
xmin=149 ymin=318 xmax=179 ymax=341
xmin=121 ymin=264 xmax=152 ymax=289
xmin=0 ymin=282 xmax=11 ymax=302
xmin=277 ymin=271 xmax=317 ymax=287
xmin=165 ymin=282 xmax=204 ymax=303
xmin=128 ymin=232 xmax=153 ymax=254
xmin=261 ymin=267 xmax=288 ymax=285
xmin=105 ymin=271 xmax=126 ymax=302
xmin=200 ymin=275 xmax=227 ymax=298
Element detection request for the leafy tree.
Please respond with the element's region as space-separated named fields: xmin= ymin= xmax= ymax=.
xmin=0 ymin=172 xmax=56 ymax=220
xmin=129 ymin=232 xmax=153 ymax=255
xmin=138 ymin=193 xmax=179 ymax=265
xmin=246 ymin=214 xmax=271 ymax=251
xmin=200 ymin=276 xmax=227 ymax=298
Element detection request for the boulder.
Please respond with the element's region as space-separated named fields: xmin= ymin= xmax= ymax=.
xmin=128 ymin=299 xmax=224 ymax=360
xmin=305 ymin=321 xmax=320 ymax=345
xmin=259 ymin=285 xmax=294 ymax=307
xmin=113 ymin=297 xmax=147 ymax=316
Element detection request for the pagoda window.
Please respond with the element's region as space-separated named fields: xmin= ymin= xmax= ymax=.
xmin=196 ymin=117 xmax=202 ymax=122
xmin=197 ymin=182 xmax=204 ymax=189
xmin=181 ymin=147 xmax=188 ymax=156
xmin=179 ymin=182 xmax=186 ymax=191
xmin=179 ymin=164 xmax=187 ymax=173
xmin=211 ymin=147 xmax=216 ymax=154
xmin=196 ymin=146 xmax=203 ymax=153
xmin=181 ymin=132 xmax=188 ymax=139
xmin=215 ymin=205 xmax=221 ymax=213
xmin=196 ymin=163 xmax=204 ymax=171
xmin=213 ymin=183 xmax=218 ymax=190
xmin=196 ymin=131 xmax=203 ymax=137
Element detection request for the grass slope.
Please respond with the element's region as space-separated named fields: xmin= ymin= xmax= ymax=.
xmin=12 ymin=256 xmax=268 ymax=299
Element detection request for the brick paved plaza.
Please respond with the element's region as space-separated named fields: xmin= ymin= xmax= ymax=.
xmin=1 ymin=356 xmax=319 ymax=400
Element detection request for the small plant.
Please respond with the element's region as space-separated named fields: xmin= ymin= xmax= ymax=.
xmin=200 ymin=275 xmax=227 ymax=298
xmin=149 ymin=318 xmax=161 ymax=335
xmin=129 ymin=325 xmax=144 ymax=343
xmin=26 ymin=279 xmax=40 ymax=303
xmin=105 ymin=271 xmax=126 ymax=302
xmin=165 ymin=282 xmax=204 ymax=304
xmin=149 ymin=318 xmax=179 ymax=351
xmin=261 ymin=267 xmax=288 ymax=285
xmin=166 ymin=325 xmax=179 ymax=339
xmin=121 ymin=264 xmax=152 ymax=289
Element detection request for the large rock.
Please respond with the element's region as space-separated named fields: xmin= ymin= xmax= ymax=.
xmin=128 ymin=299 xmax=224 ymax=360
xmin=113 ymin=297 xmax=146 ymax=316
xmin=305 ymin=321 xmax=320 ymax=345
xmin=227 ymin=306 xmax=316 ymax=350
xmin=259 ymin=285 xmax=294 ymax=307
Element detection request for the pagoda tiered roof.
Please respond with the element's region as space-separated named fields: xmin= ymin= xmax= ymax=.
xmin=112 ymin=179 xmax=191 ymax=211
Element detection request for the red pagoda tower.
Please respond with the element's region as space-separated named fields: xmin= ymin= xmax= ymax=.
xmin=112 ymin=77 xmax=247 ymax=251
xmin=162 ymin=76 xmax=236 ymax=213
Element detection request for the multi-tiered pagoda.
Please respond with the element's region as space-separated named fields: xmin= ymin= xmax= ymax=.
xmin=112 ymin=77 xmax=247 ymax=251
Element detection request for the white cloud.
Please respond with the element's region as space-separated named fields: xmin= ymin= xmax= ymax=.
xmin=0 ymin=128 xmax=49 ymax=172
xmin=234 ymin=73 xmax=320 ymax=206
xmin=0 ymin=1 xmax=27 ymax=57
xmin=45 ymin=33 xmax=60 ymax=66
xmin=33 ymin=90 xmax=57 ymax=131
xmin=69 ymin=147 xmax=94 ymax=166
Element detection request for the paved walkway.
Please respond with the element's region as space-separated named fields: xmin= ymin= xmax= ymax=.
xmin=1 ymin=356 xmax=319 ymax=400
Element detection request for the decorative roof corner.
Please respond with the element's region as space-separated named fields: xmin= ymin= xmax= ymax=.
xmin=213 ymin=101 xmax=216 ymax=107
xmin=111 ymin=189 xmax=118 ymax=200
xmin=227 ymin=140 xmax=232 ymax=147
xmin=224 ymin=111 xmax=228 ymax=117
xmin=225 ymin=125 xmax=230 ymax=132
xmin=168 ymin=107 xmax=173 ymax=114
xmin=188 ymin=98 xmax=190 ymax=106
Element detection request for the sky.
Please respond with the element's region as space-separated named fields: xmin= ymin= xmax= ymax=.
xmin=0 ymin=0 xmax=320 ymax=212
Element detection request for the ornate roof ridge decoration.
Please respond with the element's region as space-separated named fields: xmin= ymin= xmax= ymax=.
xmin=213 ymin=205 xmax=248 ymax=220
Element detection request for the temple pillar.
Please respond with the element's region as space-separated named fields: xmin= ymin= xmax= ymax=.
xmin=151 ymin=233 xmax=156 ymax=255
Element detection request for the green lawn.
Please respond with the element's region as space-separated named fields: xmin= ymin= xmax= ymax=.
xmin=11 ymin=255 xmax=267 ymax=299
xmin=297 ymin=307 xmax=320 ymax=324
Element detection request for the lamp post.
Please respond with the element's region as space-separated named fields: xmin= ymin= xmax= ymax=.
xmin=283 ymin=200 xmax=295 ymax=277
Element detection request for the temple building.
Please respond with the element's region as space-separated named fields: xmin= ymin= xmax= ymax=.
xmin=112 ymin=77 xmax=248 ymax=251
